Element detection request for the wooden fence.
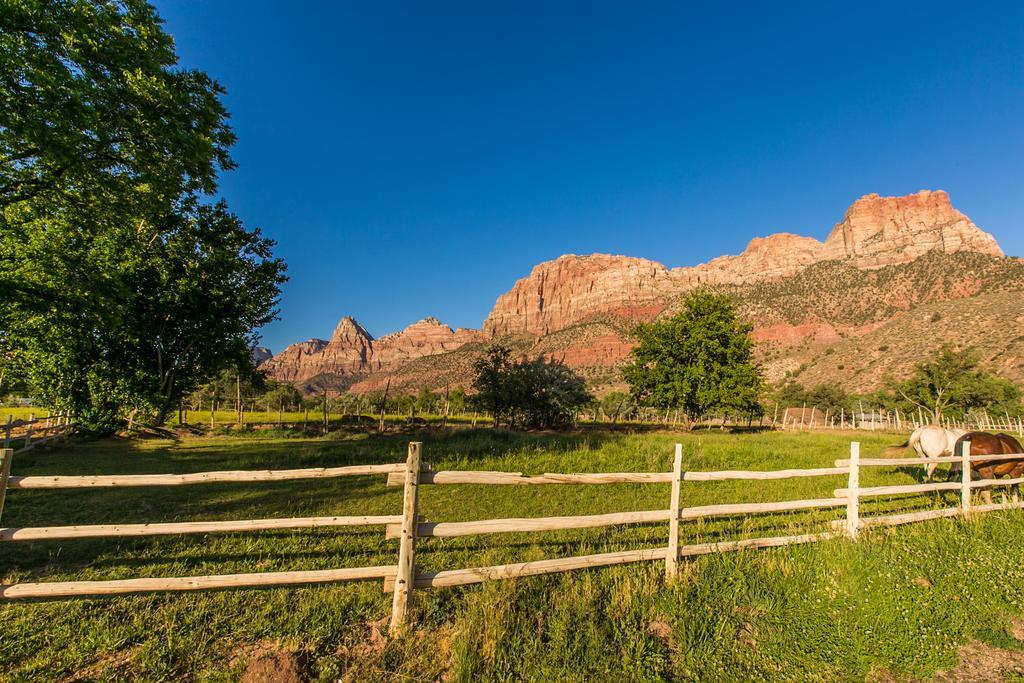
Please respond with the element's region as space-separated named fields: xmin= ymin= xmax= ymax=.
xmin=1 ymin=440 xmax=1023 ymax=636
xmin=778 ymin=404 xmax=1024 ymax=435
xmin=3 ymin=412 xmax=75 ymax=454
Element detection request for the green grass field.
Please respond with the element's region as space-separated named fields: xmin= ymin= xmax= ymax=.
xmin=0 ymin=407 xmax=40 ymax=425
xmin=2 ymin=428 xmax=1024 ymax=681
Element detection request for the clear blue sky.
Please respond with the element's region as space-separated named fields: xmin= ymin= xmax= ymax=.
xmin=154 ymin=1 xmax=1024 ymax=352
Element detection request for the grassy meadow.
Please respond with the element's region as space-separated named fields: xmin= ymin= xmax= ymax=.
xmin=0 ymin=407 xmax=39 ymax=425
xmin=3 ymin=427 xmax=1024 ymax=681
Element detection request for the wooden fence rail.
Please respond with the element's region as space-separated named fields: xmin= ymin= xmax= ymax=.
xmin=3 ymin=411 xmax=76 ymax=454
xmin=1 ymin=439 xmax=1023 ymax=637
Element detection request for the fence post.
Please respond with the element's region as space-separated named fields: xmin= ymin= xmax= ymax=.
xmin=25 ymin=413 xmax=34 ymax=451
xmin=846 ymin=442 xmax=860 ymax=539
xmin=665 ymin=443 xmax=683 ymax=582
xmin=390 ymin=441 xmax=422 ymax=636
xmin=960 ymin=440 xmax=971 ymax=514
xmin=3 ymin=415 xmax=11 ymax=450
xmin=0 ymin=449 xmax=13 ymax=523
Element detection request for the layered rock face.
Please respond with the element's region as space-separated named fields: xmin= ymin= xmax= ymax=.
xmin=482 ymin=190 xmax=1003 ymax=336
xmin=818 ymin=190 xmax=1002 ymax=266
xmin=677 ymin=233 xmax=826 ymax=287
xmin=373 ymin=318 xmax=480 ymax=369
xmin=483 ymin=254 xmax=674 ymax=337
xmin=262 ymin=316 xmax=477 ymax=384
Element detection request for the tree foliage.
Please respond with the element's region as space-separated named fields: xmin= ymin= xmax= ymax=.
xmin=0 ymin=1 xmax=285 ymax=432
xmin=470 ymin=345 xmax=592 ymax=429
xmin=263 ymin=382 xmax=303 ymax=413
xmin=599 ymin=391 xmax=634 ymax=423
xmin=623 ymin=290 xmax=764 ymax=424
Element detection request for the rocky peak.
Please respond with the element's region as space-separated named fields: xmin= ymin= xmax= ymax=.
xmin=676 ymin=232 xmax=825 ymax=286
xmin=820 ymin=190 xmax=1003 ymax=266
xmin=263 ymin=314 xmax=478 ymax=384
xmin=251 ymin=346 xmax=274 ymax=365
xmin=330 ymin=316 xmax=374 ymax=344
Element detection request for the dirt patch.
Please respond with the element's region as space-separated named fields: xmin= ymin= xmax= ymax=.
xmin=234 ymin=642 xmax=310 ymax=683
xmin=647 ymin=619 xmax=682 ymax=656
xmin=352 ymin=617 xmax=389 ymax=658
xmin=933 ymin=640 xmax=1024 ymax=683
xmin=1009 ymin=616 xmax=1024 ymax=643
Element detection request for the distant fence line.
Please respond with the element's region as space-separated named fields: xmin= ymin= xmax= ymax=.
xmin=0 ymin=440 xmax=1022 ymax=636
xmin=778 ymin=405 xmax=1024 ymax=435
xmin=3 ymin=412 xmax=75 ymax=455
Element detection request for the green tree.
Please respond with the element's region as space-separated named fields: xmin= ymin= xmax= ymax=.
xmin=448 ymin=386 xmax=466 ymax=415
xmin=772 ymin=380 xmax=807 ymax=407
xmin=507 ymin=358 xmax=592 ymax=429
xmin=415 ymin=387 xmax=436 ymax=415
xmin=1 ymin=1 xmax=285 ymax=432
xmin=599 ymin=391 xmax=633 ymax=423
xmin=263 ymin=382 xmax=302 ymax=413
xmin=806 ymin=384 xmax=850 ymax=416
xmin=470 ymin=345 xmax=515 ymax=427
xmin=623 ymin=290 xmax=764 ymax=426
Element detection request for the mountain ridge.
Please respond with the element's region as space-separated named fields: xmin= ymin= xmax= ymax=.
xmin=261 ymin=190 xmax=1016 ymax=393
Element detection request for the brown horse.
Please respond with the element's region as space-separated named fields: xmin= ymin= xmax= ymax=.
xmin=949 ymin=431 xmax=1024 ymax=503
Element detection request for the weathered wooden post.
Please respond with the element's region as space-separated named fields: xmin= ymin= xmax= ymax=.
xmin=846 ymin=442 xmax=860 ymax=539
xmin=960 ymin=440 xmax=971 ymax=515
xmin=3 ymin=415 xmax=11 ymax=450
xmin=0 ymin=448 xmax=13 ymax=523
xmin=25 ymin=413 xmax=34 ymax=451
xmin=666 ymin=443 xmax=683 ymax=581
xmin=390 ymin=441 xmax=422 ymax=636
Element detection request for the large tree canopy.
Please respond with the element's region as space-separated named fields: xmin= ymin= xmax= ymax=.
xmin=1 ymin=0 xmax=285 ymax=431
xmin=623 ymin=290 xmax=764 ymax=425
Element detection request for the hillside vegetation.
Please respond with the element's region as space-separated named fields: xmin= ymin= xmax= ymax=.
xmin=788 ymin=290 xmax=1024 ymax=391
xmin=721 ymin=251 xmax=1024 ymax=329
xmin=4 ymin=430 xmax=1024 ymax=680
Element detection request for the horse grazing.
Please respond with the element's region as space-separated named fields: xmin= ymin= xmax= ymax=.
xmin=950 ymin=431 xmax=1024 ymax=504
xmin=899 ymin=426 xmax=967 ymax=480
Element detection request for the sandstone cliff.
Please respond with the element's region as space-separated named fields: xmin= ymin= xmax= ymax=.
xmin=482 ymin=254 xmax=674 ymax=337
xmin=481 ymin=190 xmax=1002 ymax=336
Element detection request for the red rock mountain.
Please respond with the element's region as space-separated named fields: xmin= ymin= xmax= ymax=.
xmin=263 ymin=190 xmax=1010 ymax=391
xmin=483 ymin=190 xmax=1002 ymax=336
xmin=261 ymin=316 xmax=479 ymax=386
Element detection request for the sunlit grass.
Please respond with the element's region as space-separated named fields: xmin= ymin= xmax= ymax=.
xmin=0 ymin=406 xmax=42 ymax=425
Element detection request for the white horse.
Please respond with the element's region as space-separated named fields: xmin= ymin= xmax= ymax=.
xmin=903 ymin=426 xmax=968 ymax=480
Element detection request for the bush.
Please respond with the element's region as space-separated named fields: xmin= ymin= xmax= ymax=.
xmin=470 ymin=345 xmax=592 ymax=429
